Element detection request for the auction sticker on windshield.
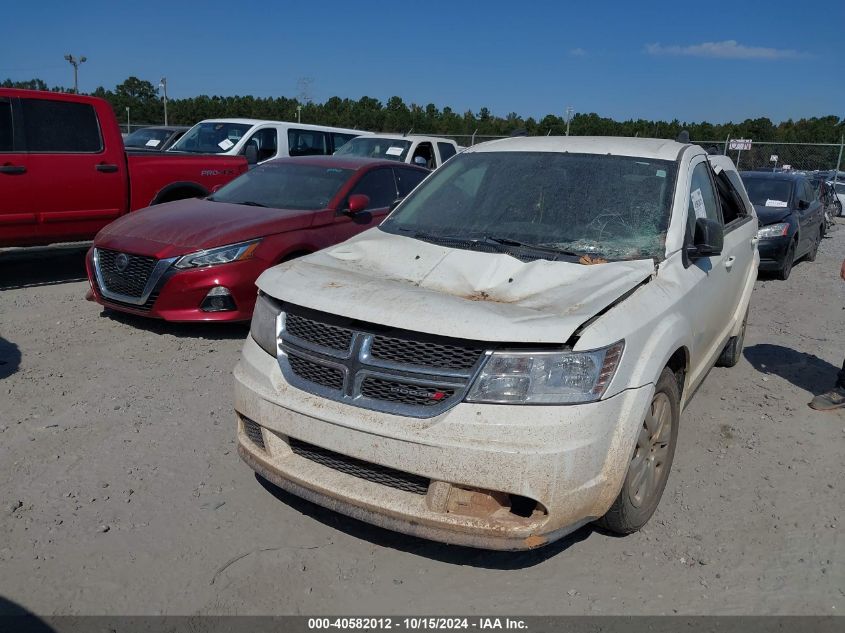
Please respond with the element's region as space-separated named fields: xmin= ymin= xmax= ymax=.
xmin=765 ymin=199 xmax=788 ymax=208
xmin=145 ymin=139 xmax=161 ymax=147
xmin=218 ymin=138 xmax=235 ymax=151
xmin=386 ymin=146 xmax=405 ymax=156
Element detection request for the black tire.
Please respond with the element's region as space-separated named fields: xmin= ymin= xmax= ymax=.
xmin=716 ymin=308 xmax=748 ymax=367
xmin=776 ymin=240 xmax=796 ymax=281
xmin=805 ymin=227 xmax=822 ymax=262
xmin=597 ymin=367 xmax=680 ymax=535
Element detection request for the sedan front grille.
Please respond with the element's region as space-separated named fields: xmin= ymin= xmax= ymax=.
xmin=289 ymin=438 xmax=430 ymax=495
xmin=97 ymin=249 xmax=158 ymax=298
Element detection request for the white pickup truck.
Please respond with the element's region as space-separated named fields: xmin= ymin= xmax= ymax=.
xmin=168 ymin=118 xmax=369 ymax=164
xmin=235 ymin=136 xmax=758 ymax=550
xmin=334 ymin=134 xmax=459 ymax=169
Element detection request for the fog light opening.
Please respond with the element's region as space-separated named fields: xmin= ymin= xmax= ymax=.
xmin=508 ymin=494 xmax=545 ymax=518
xmin=201 ymin=286 xmax=236 ymax=312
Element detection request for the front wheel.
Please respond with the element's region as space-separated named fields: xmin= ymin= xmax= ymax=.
xmin=805 ymin=227 xmax=822 ymax=262
xmin=597 ymin=367 xmax=680 ymax=535
xmin=777 ymin=240 xmax=796 ymax=280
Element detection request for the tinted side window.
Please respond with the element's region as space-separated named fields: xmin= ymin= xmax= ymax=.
xmin=21 ymin=98 xmax=102 ymax=152
xmin=716 ymin=170 xmax=749 ymax=226
xmin=411 ymin=142 xmax=435 ymax=169
xmin=437 ymin=142 xmax=456 ymax=163
xmin=0 ymin=99 xmax=12 ymax=151
xmin=687 ymin=162 xmax=722 ymax=236
xmin=331 ymin=132 xmax=356 ymax=152
xmin=802 ymin=180 xmax=816 ymax=203
xmin=288 ymin=129 xmax=328 ymax=156
xmin=243 ymin=128 xmax=277 ymax=162
xmin=350 ymin=168 xmax=398 ymax=209
xmin=395 ymin=168 xmax=427 ymax=196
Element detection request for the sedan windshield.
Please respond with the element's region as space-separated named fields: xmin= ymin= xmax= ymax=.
xmin=124 ymin=128 xmax=172 ymax=149
xmin=741 ymin=177 xmax=794 ymax=207
xmin=170 ymin=122 xmax=252 ymax=153
xmin=380 ymin=151 xmax=677 ymax=261
xmin=208 ymin=162 xmax=353 ymax=210
xmin=335 ymin=137 xmax=411 ymax=161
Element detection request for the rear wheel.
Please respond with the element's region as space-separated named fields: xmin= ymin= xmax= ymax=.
xmin=777 ymin=240 xmax=796 ymax=280
xmin=716 ymin=308 xmax=748 ymax=367
xmin=597 ymin=367 xmax=680 ymax=535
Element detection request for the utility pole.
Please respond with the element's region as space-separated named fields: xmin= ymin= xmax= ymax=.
xmin=125 ymin=107 xmax=130 ymax=135
xmin=565 ymin=106 xmax=574 ymax=136
xmin=833 ymin=136 xmax=843 ymax=190
xmin=63 ymin=54 xmax=87 ymax=93
xmin=159 ymin=77 xmax=168 ymax=126
xmin=296 ymin=104 xmax=302 ymax=124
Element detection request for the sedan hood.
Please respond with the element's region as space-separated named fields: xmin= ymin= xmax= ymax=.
xmin=257 ymin=229 xmax=655 ymax=343
xmin=754 ymin=204 xmax=792 ymax=225
xmin=96 ymin=198 xmax=317 ymax=255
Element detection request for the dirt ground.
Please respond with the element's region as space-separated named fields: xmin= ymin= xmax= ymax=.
xmin=0 ymin=231 xmax=842 ymax=617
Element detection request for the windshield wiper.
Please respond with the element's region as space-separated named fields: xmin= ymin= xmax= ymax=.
xmin=237 ymin=200 xmax=268 ymax=207
xmin=481 ymin=236 xmax=583 ymax=258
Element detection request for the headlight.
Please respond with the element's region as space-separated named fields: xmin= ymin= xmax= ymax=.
xmin=756 ymin=223 xmax=789 ymax=238
xmin=174 ymin=239 xmax=261 ymax=269
xmin=250 ymin=292 xmax=281 ymax=356
xmin=465 ymin=341 xmax=624 ymax=404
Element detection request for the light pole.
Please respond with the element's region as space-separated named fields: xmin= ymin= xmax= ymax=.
xmin=565 ymin=106 xmax=574 ymax=136
xmin=125 ymin=107 xmax=130 ymax=135
xmin=63 ymin=54 xmax=87 ymax=93
xmin=296 ymin=104 xmax=302 ymax=124
xmin=159 ymin=77 xmax=168 ymax=126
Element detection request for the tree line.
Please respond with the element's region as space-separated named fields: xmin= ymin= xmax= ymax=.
xmin=4 ymin=76 xmax=844 ymax=144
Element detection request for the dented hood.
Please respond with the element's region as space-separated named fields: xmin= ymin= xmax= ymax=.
xmin=257 ymin=229 xmax=655 ymax=343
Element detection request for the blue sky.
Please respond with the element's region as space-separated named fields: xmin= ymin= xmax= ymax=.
xmin=1 ymin=0 xmax=842 ymax=124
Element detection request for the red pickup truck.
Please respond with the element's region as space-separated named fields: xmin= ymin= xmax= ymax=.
xmin=0 ymin=89 xmax=248 ymax=247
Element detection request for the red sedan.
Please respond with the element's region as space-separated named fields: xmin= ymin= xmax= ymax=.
xmin=85 ymin=156 xmax=428 ymax=321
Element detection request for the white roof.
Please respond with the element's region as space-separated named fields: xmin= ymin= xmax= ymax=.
xmin=195 ymin=118 xmax=369 ymax=134
xmin=468 ymin=136 xmax=696 ymax=161
xmin=354 ymin=134 xmax=456 ymax=144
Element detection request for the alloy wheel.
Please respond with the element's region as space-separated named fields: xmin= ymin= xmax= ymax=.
xmin=628 ymin=392 xmax=673 ymax=508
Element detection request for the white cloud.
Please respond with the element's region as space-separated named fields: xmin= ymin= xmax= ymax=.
xmin=569 ymin=48 xmax=587 ymax=57
xmin=645 ymin=40 xmax=806 ymax=60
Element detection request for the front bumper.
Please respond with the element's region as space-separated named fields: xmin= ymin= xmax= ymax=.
xmin=85 ymin=247 xmax=262 ymax=322
xmin=234 ymin=336 xmax=654 ymax=550
xmin=756 ymin=235 xmax=792 ymax=270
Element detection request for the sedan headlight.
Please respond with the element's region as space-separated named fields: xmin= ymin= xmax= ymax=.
xmin=756 ymin=223 xmax=790 ymax=239
xmin=174 ymin=239 xmax=261 ymax=269
xmin=250 ymin=292 xmax=281 ymax=356
xmin=466 ymin=341 xmax=624 ymax=404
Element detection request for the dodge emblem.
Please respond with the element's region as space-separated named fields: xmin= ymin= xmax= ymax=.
xmin=114 ymin=253 xmax=130 ymax=273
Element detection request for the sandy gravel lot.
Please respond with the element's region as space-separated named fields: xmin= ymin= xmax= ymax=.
xmin=0 ymin=231 xmax=842 ymax=616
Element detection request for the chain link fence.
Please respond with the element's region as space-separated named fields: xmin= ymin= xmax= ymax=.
xmin=694 ymin=140 xmax=845 ymax=174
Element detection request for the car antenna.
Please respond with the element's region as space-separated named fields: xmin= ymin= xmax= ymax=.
xmin=404 ymin=128 xmax=413 ymax=137
xmin=676 ymin=130 xmax=690 ymax=143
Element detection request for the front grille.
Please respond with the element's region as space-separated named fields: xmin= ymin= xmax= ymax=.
xmin=97 ymin=249 xmax=157 ymax=298
xmin=289 ymin=438 xmax=430 ymax=495
xmin=361 ymin=377 xmax=456 ymax=407
xmin=101 ymin=291 xmax=159 ymax=313
xmin=370 ymin=335 xmax=482 ymax=370
xmin=288 ymin=353 xmax=344 ymax=390
xmin=285 ymin=313 xmax=353 ymax=353
xmin=242 ymin=417 xmax=266 ymax=450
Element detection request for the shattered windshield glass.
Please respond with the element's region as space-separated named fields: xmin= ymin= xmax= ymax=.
xmin=380 ymin=151 xmax=678 ymax=261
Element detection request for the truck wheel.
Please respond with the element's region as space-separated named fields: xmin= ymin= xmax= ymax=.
xmin=776 ymin=240 xmax=795 ymax=281
xmin=716 ymin=308 xmax=747 ymax=368
xmin=597 ymin=367 xmax=679 ymax=535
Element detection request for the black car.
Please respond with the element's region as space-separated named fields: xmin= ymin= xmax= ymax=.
xmin=123 ymin=125 xmax=189 ymax=152
xmin=740 ymin=171 xmax=826 ymax=280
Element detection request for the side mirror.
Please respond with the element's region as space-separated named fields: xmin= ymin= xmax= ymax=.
xmin=413 ymin=156 xmax=428 ymax=167
xmin=245 ymin=143 xmax=259 ymax=166
xmin=688 ymin=218 xmax=723 ymax=258
xmin=797 ymin=199 xmax=810 ymax=210
xmin=346 ymin=193 xmax=370 ymax=214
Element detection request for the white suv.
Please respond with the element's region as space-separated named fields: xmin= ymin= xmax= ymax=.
xmin=235 ymin=136 xmax=758 ymax=550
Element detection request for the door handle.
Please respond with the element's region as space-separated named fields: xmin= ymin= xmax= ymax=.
xmin=724 ymin=256 xmax=736 ymax=269
xmin=0 ymin=164 xmax=26 ymax=175
xmin=96 ymin=163 xmax=118 ymax=173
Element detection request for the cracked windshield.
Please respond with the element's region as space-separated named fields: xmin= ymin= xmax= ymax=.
xmin=381 ymin=151 xmax=678 ymax=261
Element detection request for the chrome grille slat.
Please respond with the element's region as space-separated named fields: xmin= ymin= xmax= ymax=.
xmin=289 ymin=438 xmax=429 ymax=495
